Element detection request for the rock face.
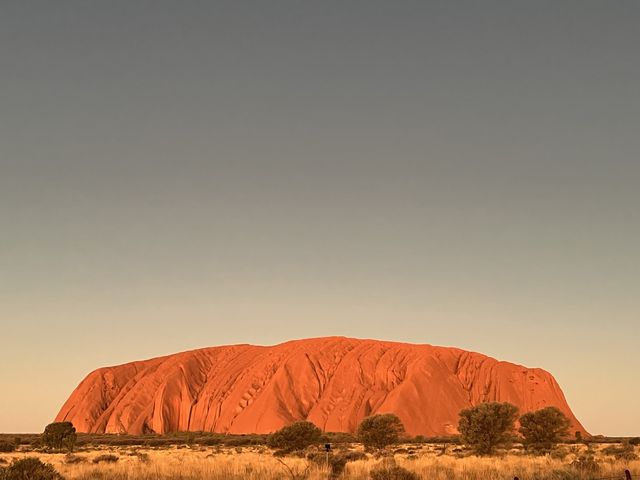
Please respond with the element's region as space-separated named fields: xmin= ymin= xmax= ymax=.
xmin=56 ymin=337 xmax=587 ymax=436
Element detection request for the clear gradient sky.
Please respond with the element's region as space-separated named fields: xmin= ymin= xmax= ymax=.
xmin=1 ymin=1 xmax=639 ymax=436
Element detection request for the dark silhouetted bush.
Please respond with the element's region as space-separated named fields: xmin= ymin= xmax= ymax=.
xmin=458 ymin=402 xmax=518 ymax=455
xmin=0 ymin=457 xmax=64 ymax=480
xmin=0 ymin=442 xmax=15 ymax=453
xmin=267 ymin=421 xmax=322 ymax=453
xmin=357 ymin=414 xmax=405 ymax=450
xmin=519 ymin=407 xmax=571 ymax=451
xmin=42 ymin=422 xmax=77 ymax=452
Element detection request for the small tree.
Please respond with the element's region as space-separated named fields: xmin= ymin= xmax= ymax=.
xmin=357 ymin=413 xmax=405 ymax=449
xmin=267 ymin=421 xmax=322 ymax=453
xmin=458 ymin=402 xmax=518 ymax=455
xmin=519 ymin=407 xmax=571 ymax=451
xmin=42 ymin=422 xmax=77 ymax=452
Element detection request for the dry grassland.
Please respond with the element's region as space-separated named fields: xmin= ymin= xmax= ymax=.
xmin=1 ymin=443 xmax=638 ymax=480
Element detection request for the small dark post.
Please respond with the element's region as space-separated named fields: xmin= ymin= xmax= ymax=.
xmin=325 ymin=443 xmax=331 ymax=468
xmin=625 ymin=469 xmax=632 ymax=480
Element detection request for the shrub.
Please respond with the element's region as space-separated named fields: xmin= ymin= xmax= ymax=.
xmin=323 ymin=431 xmax=357 ymax=444
xmin=458 ymin=402 xmax=518 ymax=455
xmin=307 ymin=452 xmax=348 ymax=479
xmin=63 ymin=454 xmax=86 ymax=465
xmin=143 ymin=438 xmax=172 ymax=447
xmin=92 ymin=454 xmax=119 ymax=463
xmin=267 ymin=421 xmax=322 ymax=453
xmin=0 ymin=442 xmax=15 ymax=453
xmin=198 ymin=437 xmax=221 ymax=446
xmin=602 ymin=441 xmax=638 ymax=460
xmin=42 ymin=422 xmax=77 ymax=452
xmin=0 ymin=457 xmax=64 ymax=480
xmin=223 ymin=435 xmax=266 ymax=446
xmin=629 ymin=437 xmax=640 ymax=446
xmin=369 ymin=464 xmax=419 ymax=480
xmin=570 ymin=455 xmax=600 ymax=474
xmin=519 ymin=407 xmax=571 ymax=451
xmin=136 ymin=452 xmax=150 ymax=463
xmin=343 ymin=450 xmax=368 ymax=461
xmin=549 ymin=446 xmax=568 ymax=460
xmin=357 ymin=414 xmax=405 ymax=450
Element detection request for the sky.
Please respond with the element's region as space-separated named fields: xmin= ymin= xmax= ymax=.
xmin=0 ymin=1 xmax=638 ymax=436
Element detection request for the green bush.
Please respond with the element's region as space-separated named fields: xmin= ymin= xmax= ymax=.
xmin=369 ymin=464 xmax=419 ymax=480
xmin=267 ymin=421 xmax=322 ymax=453
xmin=0 ymin=457 xmax=64 ymax=480
xmin=357 ymin=414 xmax=405 ymax=450
xmin=42 ymin=422 xmax=77 ymax=452
xmin=458 ymin=402 xmax=518 ymax=455
xmin=519 ymin=407 xmax=571 ymax=451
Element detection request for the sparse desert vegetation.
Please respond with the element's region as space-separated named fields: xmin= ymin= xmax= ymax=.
xmin=1 ymin=412 xmax=637 ymax=480
xmin=0 ymin=439 xmax=638 ymax=480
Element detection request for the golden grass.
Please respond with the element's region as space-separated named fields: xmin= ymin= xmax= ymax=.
xmin=1 ymin=448 xmax=326 ymax=480
xmin=1 ymin=443 xmax=638 ymax=479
